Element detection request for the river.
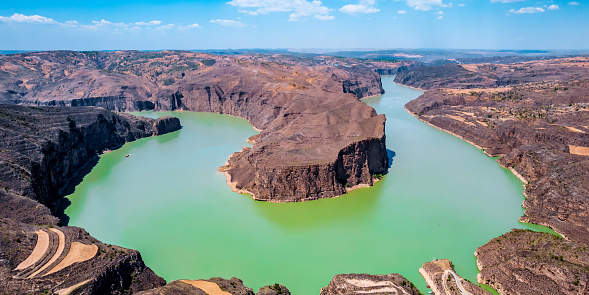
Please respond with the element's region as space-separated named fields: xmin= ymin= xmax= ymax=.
xmin=65 ymin=76 xmax=549 ymax=294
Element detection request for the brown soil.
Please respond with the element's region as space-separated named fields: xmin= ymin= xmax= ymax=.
xmin=180 ymin=280 xmax=232 ymax=295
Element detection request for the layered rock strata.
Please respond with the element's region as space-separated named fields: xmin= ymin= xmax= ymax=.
xmin=400 ymin=57 xmax=589 ymax=294
xmin=0 ymin=50 xmax=388 ymax=202
xmin=320 ymin=273 xmax=422 ymax=295
xmin=404 ymin=79 xmax=589 ymax=244
xmin=475 ymin=230 xmax=589 ymax=295
xmin=0 ymin=104 xmax=180 ymax=210
xmin=0 ymin=192 xmax=166 ymax=295
xmin=0 ymin=104 xmax=180 ymax=294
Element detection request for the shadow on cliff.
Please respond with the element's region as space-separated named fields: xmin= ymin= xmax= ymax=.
xmin=387 ymin=149 xmax=396 ymax=169
xmin=253 ymin=149 xmax=397 ymax=228
xmin=55 ymin=157 xmax=99 ymax=226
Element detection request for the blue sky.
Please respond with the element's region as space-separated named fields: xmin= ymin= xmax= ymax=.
xmin=0 ymin=0 xmax=587 ymax=50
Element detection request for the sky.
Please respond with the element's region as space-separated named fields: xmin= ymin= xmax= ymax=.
xmin=0 ymin=0 xmax=587 ymax=50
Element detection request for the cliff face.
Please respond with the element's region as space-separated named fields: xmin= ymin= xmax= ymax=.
xmin=0 ymin=50 xmax=389 ymax=202
xmin=0 ymin=105 xmax=178 ymax=294
xmin=326 ymin=66 xmax=385 ymax=98
xmin=401 ymin=58 xmax=589 ymax=295
xmin=0 ymin=104 xmax=180 ymax=209
xmin=475 ymin=230 xmax=589 ymax=295
xmin=404 ymin=79 xmax=589 ymax=245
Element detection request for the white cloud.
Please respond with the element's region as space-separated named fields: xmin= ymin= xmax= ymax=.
xmin=340 ymin=4 xmax=379 ymax=14
xmin=458 ymin=3 xmax=466 ymax=7
xmin=0 ymin=13 xmax=190 ymax=33
xmin=437 ymin=10 xmax=444 ymax=14
xmin=340 ymin=0 xmax=380 ymax=14
xmin=0 ymin=13 xmax=58 ymax=24
xmin=238 ymin=9 xmax=260 ymax=15
xmin=404 ymin=0 xmax=444 ymax=11
xmin=228 ymin=0 xmax=332 ymax=21
xmin=569 ymin=1 xmax=579 ymax=5
xmin=61 ymin=20 xmax=80 ymax=27
xmin=157 ymin=24 xmax=175 ymax=30
xmin=547 ymin=4 xmax=559 ymax=10
xmin=178 ymin=23 xmax=201 ymax=30
xmin=135 ymin=20 xmax=162 ymax=26
xmin=491 ymin=0 xmax=524 ymax=3
xmin=437 ymin=15 xmax=443 ymax=19
xmin=398 ymin=10 xmax=407 ymax=14
xmin=210 ymin=19 xmax=246 ymax=26
xmin=314 ymin=14 xmax=335 ymax=20
xmin=92 ymin=19 xmax=129 ymax=27
xmin=509 ymin=7 xmax=545 ymax=14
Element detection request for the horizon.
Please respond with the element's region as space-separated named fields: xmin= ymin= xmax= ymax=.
xmin=1 ymin=0 xmax=588 ymax=51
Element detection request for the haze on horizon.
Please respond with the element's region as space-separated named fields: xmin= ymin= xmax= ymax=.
xmin=0 ymin=0 xmax=587 ymax=51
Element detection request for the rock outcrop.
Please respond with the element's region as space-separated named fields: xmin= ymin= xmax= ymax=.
xmin=0 ymin=50 xmax=388 ymax=202
xmin=400 ymin=57 xmax=589 ymax=295
xmin=475 ymin=230 xmax=589 ymax=295
xmin=320 ymin=273 xmax=422 ymax=295
xmin=0 ymin=104 xmax=180 ymax=210
xmin=419 ymin=259 xmax=491 ymax=295
xmin=0 ymin=212 xmax=165 ymax=295
xmin=0 ymin=105 xmax=179 ymax=294
xmin=257 ymin=284 xmax=291 ymax=295
xmin=137 ymin=277 xmax=259 ymax=295
xmin=404 ymin=78 xmax=589 ymax=244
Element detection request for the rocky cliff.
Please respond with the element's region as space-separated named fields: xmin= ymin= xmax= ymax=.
xmin=404 ymin=79 xmax=589 ymax=245
xmin=0 ymin=191 xmax=166 ymax=295
xmin=475 ymin=229 xmax=589 ymax=295
xmin=0 ymin=104 xmax=180 ymax=210
xmin=0 ymin=50 xmax=388 ymax=202
xmin=0 ymin=104 xmax=180 ymax=294
xmin=401 ymin=57 xmax=589 ymax=294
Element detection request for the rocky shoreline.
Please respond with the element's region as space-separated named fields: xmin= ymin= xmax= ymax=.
xmin=0 ymin=50 xmax=389 ymax=203
xmin=400 ymin=57 xmax=589 ymax=294
xmin=0 ymin=104 xmax=180 ymax=294
xmin=0 ymin=50 xmax=395 ymax=294
xmin=419 ymin=259 xmax=490 ymax=295
xmin=4 ymin=50 xmax=588 ymax=294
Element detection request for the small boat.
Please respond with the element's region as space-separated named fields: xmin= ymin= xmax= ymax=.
xmin=125 ymin=154 xmax=129 ymax=157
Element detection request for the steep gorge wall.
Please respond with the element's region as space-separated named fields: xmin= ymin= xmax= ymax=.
xmin=1 ymin=50 xmax=389 ymax=202
xmin=0 ymin=105 xmax=179 ymax=295
xmin=0 ymin=104 xmax=180 ymax=210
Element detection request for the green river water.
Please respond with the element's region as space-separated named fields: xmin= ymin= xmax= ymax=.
xmin=65 ymin=76 xmax=551 ymax=294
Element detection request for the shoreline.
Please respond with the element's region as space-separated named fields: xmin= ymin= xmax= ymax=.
xmin=403 ymin=105 xmax=566 ymax=240
xmin=218 ymin=149 xmax=384 ymax=204
xmin=418 ymin=268 xmax=443 ymax=295
xmin=404 ymin=106 xmax=492 ymax=156
xmin=135 ymin=109 xmax=265 ymax=132
xmin=393 ymin=81 xmax=424 ymax=91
